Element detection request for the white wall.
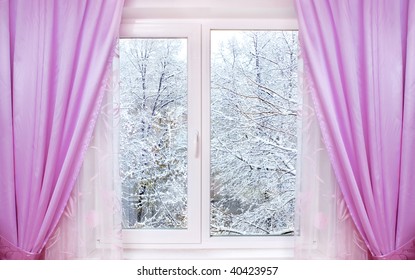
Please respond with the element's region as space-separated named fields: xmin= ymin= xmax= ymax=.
xmin=122 ymin=0 xmax=297 ymax=20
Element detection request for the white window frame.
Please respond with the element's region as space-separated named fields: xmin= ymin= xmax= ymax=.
xmin=120 ymin=23 xmax=202 ymax=245
xmin=119 ymin=0 xmax=298 ymax=259
xmin=201 ymin=21 xmax=298 ymax=251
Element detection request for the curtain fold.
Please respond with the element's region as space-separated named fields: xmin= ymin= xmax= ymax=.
xmin=295 ymin=0 xmax=415 ymax=259
xmin=0 ymin=0 xmax=123 ymax=259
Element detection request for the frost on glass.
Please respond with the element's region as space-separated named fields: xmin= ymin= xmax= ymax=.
xmin=120 ymin=39 xmax=188 ymax=229
xmin=211 ymin=31 xmax=298 ymax=236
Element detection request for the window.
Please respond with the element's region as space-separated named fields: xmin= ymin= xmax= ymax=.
xmin=120 ymin=24 xmax=201 ymax=244
xmin=119 ymin=0 xmax=298 ymax=258
xmin=210 ymin=30 xmax=298 ymax=237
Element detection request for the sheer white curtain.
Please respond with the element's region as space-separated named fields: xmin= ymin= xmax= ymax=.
xmin=294 ymin=58 xmax=368 ymax=259
xmin=44 ymin=48 xmax=122 ymax=260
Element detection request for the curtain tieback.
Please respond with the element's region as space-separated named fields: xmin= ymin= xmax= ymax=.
xmin=0 ymin=235 xmax=41 ymax=260
xmin=373 ymin=237 xmax=415 ymax=260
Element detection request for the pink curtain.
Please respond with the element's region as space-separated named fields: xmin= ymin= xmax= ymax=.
xmin=0 ymin=0 xmax=123 ymax=260
xmin=295 ymin=0 xmax=415 ymax=259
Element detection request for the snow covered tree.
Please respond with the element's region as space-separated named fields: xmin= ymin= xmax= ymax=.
xmin=119 ymin=39 xmax=188 ymax=229
xmin=210 ymin=31 xmax=298 ymax=235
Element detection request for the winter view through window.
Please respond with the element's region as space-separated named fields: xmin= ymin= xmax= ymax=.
xmin=120 ymin=38 xmax=188 ymax=229
xmin=119 ymin=30 xmax=298 ymax=236
xmin=210 ymin=31 xmax=298 ymax=236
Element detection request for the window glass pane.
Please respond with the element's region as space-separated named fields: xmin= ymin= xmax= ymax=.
xmin=120 ymin=38 xmax=188 ymax=230
xmin=210 ymin=31 xmax=298 ymax=236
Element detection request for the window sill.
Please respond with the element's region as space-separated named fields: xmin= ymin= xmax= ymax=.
xmin=122 ymin=248 xmax=294 ymax=260
xmin=121 ymin=233 xmax=295 ymax=259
